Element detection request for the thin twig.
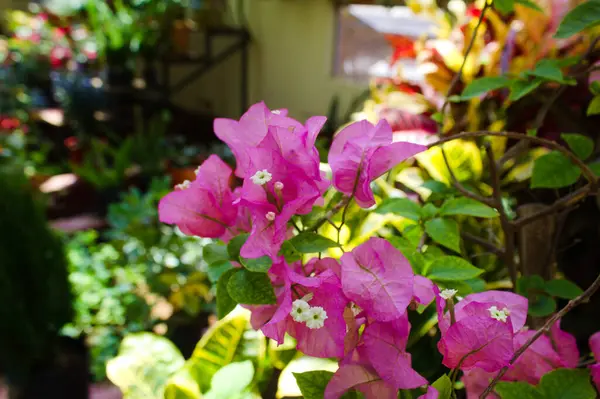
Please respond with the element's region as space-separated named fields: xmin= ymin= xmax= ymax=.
xmin=430 ymin=131 xmax=598 ymax=186
xmin=308 ymin=196 xmax=350 ymax=231
xmin=480 ymin=270 xmax=600 ymax=398
xmin=461 ymin=231 xmax=505 ymax=257
xmin=438 ymin=2 xmax=491 ymax=127
xmin=485 ymin=143 xmax=517 ymax=286
xmin=441 ymin=145 xmax=496 ymax=208
xmin=417 ymin=233 xmax=428 ymax=252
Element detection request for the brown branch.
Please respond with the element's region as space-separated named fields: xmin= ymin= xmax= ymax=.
xmin=514 ymin=184 xmax=590 ymax=228
xmin=417 ymin=233 xmax=428 ymax=252
xmin=309 ymin=196 xmax=350 ymax=232
xmin=461 ymin=231 xmax=504 ymax=257
xmin=430 ymin=131 xmax=598 ymax=186
xmin=438 ymin=2 xmax=490 ymax=126
xmin=441 ymin=146 xmax=496 ymax=208
xmin=485 ymin=143 xmax=517 ymax=285
xmin=480 ymin=270 xmax=600 ymax=398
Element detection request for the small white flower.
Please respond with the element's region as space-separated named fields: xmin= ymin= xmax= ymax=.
xmin=272 ymin=110 xmax=282 ymax=115
xmin=251 ymin=169 xmax=272 ymax=185
xmin=488 ymin=306 xmax=510 ymax=323
xmin=305 ymin=306 xmax=328 ymax=329
xmin=265 ymin=211 xmax=276 ymax=221
xmin=274 ymin=181 xmax=284 ymax=191
xmin=291 ymin=300 xmax=311 ymax=322
xmin=175 ymin=180 xmax=191 ymax=190
xmin=440 ymin=289 xmax=458 ymax=300
xmin=194 ymin=166 xmax=201 ymax=175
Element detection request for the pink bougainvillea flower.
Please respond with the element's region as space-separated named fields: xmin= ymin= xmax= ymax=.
xmin=324 ymin=364 xmax=397 ymax=399
xmin=462 ymin=368 xmax=500 ymax=399
xmin=418 ymin=386 xmax=439 ymax=399
xmin=238 ymin=148 xmax=321 ymax=259
xmin=362 ymin=314 xmax=428 ymax=389
xmin=214 ymin=102 xmax=311 ymax=177
xmin=437 ymin=301 xmax=515 ymax=372
xmin=292 ymin=271 xmax=348 ymax=358
xmin=328 ymin=119 xmax=427 ymax=208
xmin=589 ymin=331 xmax=600 ymax=390
xmin=413 ymin=275 xmax=435 ymax=306
xmin=549 ymin=319 xmax=579 ymax=368
xmin=504 ymin=329 xmax=563 ymax=384
xmin=158 ymin=155 xmax=236 ymax=238
xmin=340 ymin=237 xmax=415 ymax=322
xmin=248 ymin=260 xmax=348 ymax=357
xmin=440 ymin=290 xmax=528 ymax=334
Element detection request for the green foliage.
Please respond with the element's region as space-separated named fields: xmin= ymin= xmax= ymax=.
xmin=459 ymin=76 xmax=513 ymax=100
xmin=431 ymin=375 xmax=453 ymax=399
xmin=555 ymin=0 xmax=600 ymax=38
xmin=496 ymin=368 xmax=596 ymax=399
xmin=424 ymin=218 xmax=461 ymax=253
xmin=531 ymin=151 xmax=581 ymax=188
xmin=287 ymin=232 xmax=341 ymax=253
xmin=544 ymin=279 xmax=583 ymax=299
xmin=561 ymin=134 xmax=594 ymax=160
xmin=106 ymin=333 xmax=186 ymax=399
xmin=0 ymin=167 xmax=73 ymax=383
xmin=217 ymin=270 xmax=238 ymax=319
xmin=426 ymin=256 xmax=483 ymax=282
xmin=439 ymin=197 xmax=498 ymax=218
xmin=494 ymin=0 xmax=515 ymax=15
xmin=204 ymin=361 xmax=255 ymax=399
xmin=227 ymin=269 xmax=277 ymax=305
xmin=294 ymin=370 xmax=334 ymax=399
xmin=509 ymin=78 xmax=544 ymax=101
xmin=375 ymin=197 xmax=422 ymax=221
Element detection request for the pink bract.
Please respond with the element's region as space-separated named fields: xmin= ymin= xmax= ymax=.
xmin=328 ymin=119 xmax=427 ymax=208
xmin=451 ymin=291 xmax=528 ymax=333
xmin=504 ymin=329 xmax=563 ymax=384
xmin=340 ymin=237 xmax=415 ymax=322
xmin=324 ymin=364 xmax=397 ymax=399
xmin=158 ymin=155 xmax=237 ymax=238
xmin=418 ymin=386 xmax=439 ymax=399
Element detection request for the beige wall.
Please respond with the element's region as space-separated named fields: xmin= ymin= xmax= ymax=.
xmin=173 ymin=0 xmax=365 ymax=121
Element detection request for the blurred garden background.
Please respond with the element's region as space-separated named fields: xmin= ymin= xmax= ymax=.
xmin=3 ymin=0 xmax=600 ymax=398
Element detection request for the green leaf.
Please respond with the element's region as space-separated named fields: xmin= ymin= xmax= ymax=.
xmin=424 ymin=218 xmax=461 ymax=253
xmin=227 ymin=269 xmax=276 ymax=305
xmin=439 ymin=197 xmax=499 ymax=218
xmin=432 ymin=112 xmax=444 ymax=123
xmin=539 ymin=368 xmax=596 ymax=399
xmin=555 ymin=0 xmax=600 ymax=38
xmin=278 ymin=240 xmax=303 ymax=264
xmin=203 ymin=243 xmax=229 ymax=265
xmin=460 ymin=76 xmax=512 ymax=99
xmin=516 ymin=275 xmax=545 ymax=296
xmin=217 ymin=269 xmax=238 ymax=319
xmin=589 ymin=161 xmax=600 ymax=176
xmin=494 ymin=0 xmax=515 ymax=14
xmin=227 ymin=234 xmax=249 ymax=260
xmin=515 ymin=0 xmax=543 ymax=12
xmin=529 ymin=59 xmax=564 ymax=83
xmin=587 ymin=95 xmax=600 ymax=115
xmin=240 ymin=256 xmax=273 ymax=273
xmin=293 ymin=371 xmax=334 ymax=399
xmin=188 ymin=311 xmax=261 ymax=392
xmin=375 ymin=198 xmax=422 ymax=221
xmin=106 ymin=333 xmax=186 ymax=399
xmin=205 ymin=361 xmax=254 ymax=399
xmin=531 ymin=151 xmax=581 ymax=188
xmin=426 ymin=256 xmax=483 ymax=281
xmin=496 ymin=381 xmax=543 ymax=399
xmin=529 ymin=295 xmax=556 ymax=317
xmin=420 ymin=203 xmax=440 ymax=219
xmin=510 ymin=78 xmax=543 ymax=101
xmin=544 ymin=279 xmax=583 ymax=299
xmin=288 ymin=232 xmax=340 ymax=253
xmin=208 ymin=260 xmax=234 ymax=283
xmin=591 ymin=81 xmax=600 ymax=95
xmin=561 ymin=134 xmax=594 ymax=160
xmin=431 ymin=375 xmax=453 ymax=399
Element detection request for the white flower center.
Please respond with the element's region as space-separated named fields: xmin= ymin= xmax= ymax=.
xmin=251 ymin=169 xmax=272 ymax=185
xmin=305 ymin=306 xmax=328 ymax=329
xmin=488 ymin=306 xmax=510 ymax=323
xmin=265 ymin=211 xmax=276 ymax=221
xmin=291 ymin=300 xmax=311 ymax=322
xmin=274 ymin=181 xmax=284 ymax=191
xmin=175 ymin=180 xmax=191 ymax=190
xmin=440 ymin=289 xmax=458 ymax=300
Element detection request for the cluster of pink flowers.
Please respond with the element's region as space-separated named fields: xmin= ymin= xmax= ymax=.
xmin=158 ymin=103 xmax=597 ymax=398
